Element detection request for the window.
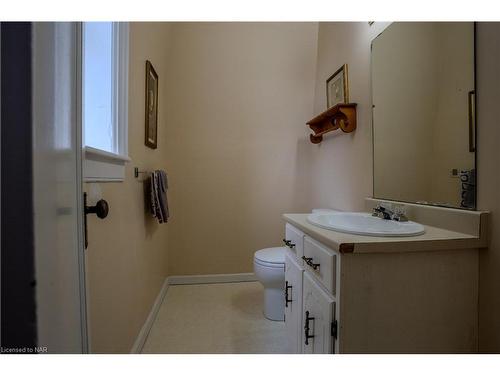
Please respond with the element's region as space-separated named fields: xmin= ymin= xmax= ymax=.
xmin=82 ymin=22 xmax=129 ymax=182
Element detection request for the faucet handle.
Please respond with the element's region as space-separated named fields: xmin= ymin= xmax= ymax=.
xmin=372 ymin=205 xmax=382 ymax=217
xmin=372 ymin=204 xmax=392 ymax=220
xmin=392 ymin=204 xmax=408 ymax=222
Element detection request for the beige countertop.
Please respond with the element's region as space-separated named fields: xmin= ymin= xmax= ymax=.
xmin=282 ymin=213 xmax=488 ymax=254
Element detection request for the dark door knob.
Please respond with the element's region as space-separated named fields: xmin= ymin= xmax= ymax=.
xmin=85 ymin=199 xmax=109 ymax=219
xmin=83 ymin=193 xmax=109 ymax=249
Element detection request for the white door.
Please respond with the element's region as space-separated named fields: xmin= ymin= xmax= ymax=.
xmin=32 ymin=22 xmax=88 ymax=353
xmin=284 ymin=249 xmax=304 ymax=353
xmin=302 ymin=272 xmax=335 ymax=354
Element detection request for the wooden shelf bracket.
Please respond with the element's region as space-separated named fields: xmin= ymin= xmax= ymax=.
xmin=307 ymin=103 xmax=357 ymax=144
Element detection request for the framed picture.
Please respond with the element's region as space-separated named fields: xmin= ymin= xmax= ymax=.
xmin=326 ymin=64 xmax=349 ymax=109
xmin=145 ymin=60 xmax=159 ymax=149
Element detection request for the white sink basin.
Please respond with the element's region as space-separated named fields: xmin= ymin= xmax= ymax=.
xmin=307 ymin=212 xmax=425 ymax=237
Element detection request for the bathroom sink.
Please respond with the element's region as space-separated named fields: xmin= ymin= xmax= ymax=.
xmin=307 ymin=212 xmax=425 ymax=237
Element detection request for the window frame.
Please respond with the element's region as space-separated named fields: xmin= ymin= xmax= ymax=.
xmin=82 ymin=22 xmax=130 ymax=182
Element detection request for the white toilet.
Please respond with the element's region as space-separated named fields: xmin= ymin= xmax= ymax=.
xmin=253 ymin=247 xmax=286 ymax=321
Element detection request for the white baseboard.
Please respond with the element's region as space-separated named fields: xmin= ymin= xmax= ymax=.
xmin=130 ymin=272 xmax=256 ymax=353
xmin=130 ymin=278 xmax=169 ymax=354
xmin=167 ymin=272 xmax=257 ymax=285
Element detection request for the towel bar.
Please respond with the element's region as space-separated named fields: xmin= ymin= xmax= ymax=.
xmin=134 ymin=167 xmax=168 ymax=179
xmin=134 ymin=167 xmax=149 ymax=178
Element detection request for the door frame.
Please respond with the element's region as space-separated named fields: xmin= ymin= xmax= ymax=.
xmin=32 ymin=22 xmax=89 ymax=353
xmin=75 ymin=21 xmax=90 ymax=354
xmin=0 ymin=22 xmax=2 ymax=349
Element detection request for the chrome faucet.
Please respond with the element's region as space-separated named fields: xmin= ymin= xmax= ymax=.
xmin=372 ymin=204 xmax=408 ymax=222
xmin=372 ymin=205 xmax=392 ymax=220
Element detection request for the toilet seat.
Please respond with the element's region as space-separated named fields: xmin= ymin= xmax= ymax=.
xmin=254 ymin=257 xmax=284 ymax=269
xmin=254 ymin=247 xmax=285 ymax=266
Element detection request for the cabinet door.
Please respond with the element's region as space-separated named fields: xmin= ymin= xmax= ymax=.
xmin=302 ymin=272 xmax=335 ymax=354
xmin=284 ymin=249 xmax=304 ymax=353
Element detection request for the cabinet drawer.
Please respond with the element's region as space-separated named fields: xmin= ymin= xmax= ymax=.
xmin=285 ymin=223 xmax=304 ymax=259
xmin=303 ymin=236 xmax=337 ymax=295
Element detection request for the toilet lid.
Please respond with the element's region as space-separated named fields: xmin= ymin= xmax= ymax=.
xmin=254 ymin=247 xmax=286 ymax=265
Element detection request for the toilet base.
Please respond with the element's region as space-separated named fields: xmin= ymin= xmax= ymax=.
xmin=263 ymin=286 xmax=285 ymax=321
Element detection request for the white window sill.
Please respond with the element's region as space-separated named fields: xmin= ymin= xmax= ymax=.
xmin=83 ymin=146 xmax=131 ymax=182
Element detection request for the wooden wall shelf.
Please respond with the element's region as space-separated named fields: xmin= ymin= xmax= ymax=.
xmin=307 ymin=103 xmax=357 ymax=144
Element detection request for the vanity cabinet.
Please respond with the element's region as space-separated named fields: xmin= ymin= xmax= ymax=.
xmin=283 ymin=216 xmax=482 ymax=354
xmin=284 ymin=225 xmax=339 ymax=354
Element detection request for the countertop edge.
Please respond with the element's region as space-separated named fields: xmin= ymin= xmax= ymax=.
xmin=282 ymin=213 xmax=486 ymax=254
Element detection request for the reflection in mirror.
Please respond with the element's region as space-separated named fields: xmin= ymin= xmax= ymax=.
xmin=372 ymin=22 xmax=476 ymax=209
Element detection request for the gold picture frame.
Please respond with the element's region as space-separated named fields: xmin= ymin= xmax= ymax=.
xmin=326 ymin=64 xmax=349 ymax=109
xmin=145 ymin=60 xmax=159 ymax=149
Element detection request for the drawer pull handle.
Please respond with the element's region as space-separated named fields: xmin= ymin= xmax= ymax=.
xmin=282 ymin=238 xmax=296 ymax=249
xmin=301 ymin=255 xmax=320 ymax=270
xmin=304 ymin=310 xmax=315 ymax=345
xmin=285 ymin=281 xmax=293 ymax=307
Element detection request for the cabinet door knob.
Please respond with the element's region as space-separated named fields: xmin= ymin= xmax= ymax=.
xmin=304 ymin=310 xmax=315 ymax=345
xmin=285 ymin=281 xmax=293 ymax=307
xmin=282 ymin=239 xmax=296 ymax=249
xmin=301 ymin=256 xmax=320 ymax=270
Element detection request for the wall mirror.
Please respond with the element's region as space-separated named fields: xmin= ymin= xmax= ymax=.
xmin=371 ymin=22 xmax=476 ymax=209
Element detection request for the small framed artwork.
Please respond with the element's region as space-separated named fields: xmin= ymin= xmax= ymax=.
xmin=145 ymin=60 xmax=159 ymax=149
xmin=326 ymin=64 xmax=349 ymax=109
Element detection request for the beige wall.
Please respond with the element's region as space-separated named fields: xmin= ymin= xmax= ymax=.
xmin=307 ymin=22 xmax=390 ymax=211
xmin=477 ymin=22 xmax=500 ymax=352
xmin=85 ymin=22 xmax=172 ymax=353
xmin=163 ymin=23 xmax=318 ymax=276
